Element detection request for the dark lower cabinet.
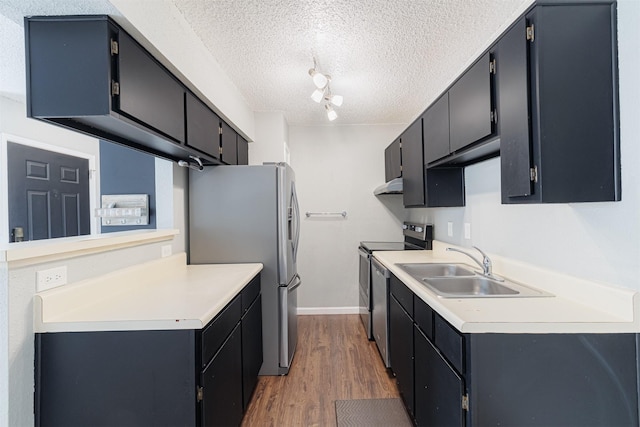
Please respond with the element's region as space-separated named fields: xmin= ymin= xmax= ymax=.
xmin=389 ymin=294 xmax=415 ymax=419
xmin=241 ymin=294 xmax=263 ymax=410
xmin=35 ymin=274 xmax=262 ymax=427
xmin=201 ymin=324 xmax=243 ymax=427
xmin=389 ymin=274 xmax=640 ymax=427
xmin=414 ymin=327 xmax=464 ymax=427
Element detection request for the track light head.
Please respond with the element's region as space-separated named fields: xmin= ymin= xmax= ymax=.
xmin=308 ymin=68 xmax=329 ymax=89
xmin=325 ymin=104 xmax=338 ymax=121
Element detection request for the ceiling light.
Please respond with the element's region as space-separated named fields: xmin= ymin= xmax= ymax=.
xmin=328 ymin=94 xmax=343 ymax=107
xmin=326 ymin=104 xmax=338 ymax=121
xmin=309 ymin=57 xmax=343 ymax=121
xmin=311 ymin=88 xmax=325 ymax=103
xmin=308 ymin=69 xmax=329 ymax=89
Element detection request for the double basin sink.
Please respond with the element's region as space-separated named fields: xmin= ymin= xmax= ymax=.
xmin=397 ymin=263 xmax=551 ymax=298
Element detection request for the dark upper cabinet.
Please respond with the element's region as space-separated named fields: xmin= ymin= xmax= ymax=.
xmin=423 ymin=93 xmax=450 ymax=164
xmin=385 ymin=138 xmax=402 ymax=182
xmin=400 ymin=120 xmax=425 ymax=207
xmin=25 ymin=15 xmax=244 ymax=166
xmin=220 ymin=121 xmax=238 ymax=165
xmin=116 ymin=31 xmax=185 ymax=144
xmin=495 ymin=18 xmax=532 ymax=200
xmin=237 ymin=136 xmax=249 ymax=166
xmin=498 ymin=3 xmax=620 ymax=203
xmin=448 ymin=53 xmax=495 ymax=153
xmin=425 ymin=168 xmax=465 ymax=207
xmin=185 ymin=93 xmax=221 ymax=160
xmin=401 ymin=117 xmax=465 ymax=208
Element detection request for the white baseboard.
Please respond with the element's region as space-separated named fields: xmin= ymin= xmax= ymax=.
xmin=297 ymin=306 xmax=360 ymax=315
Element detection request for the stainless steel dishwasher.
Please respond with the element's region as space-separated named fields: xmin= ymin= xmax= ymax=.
xmin=371 ymin=257 xmax=391 ymax=368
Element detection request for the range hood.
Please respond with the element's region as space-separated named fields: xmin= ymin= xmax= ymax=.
xmin=374 ymin=178 xmax=403 ymax=195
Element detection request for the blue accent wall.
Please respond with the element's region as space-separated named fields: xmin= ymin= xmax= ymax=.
xmin=99 ymin=141 xmax=156 ymax=232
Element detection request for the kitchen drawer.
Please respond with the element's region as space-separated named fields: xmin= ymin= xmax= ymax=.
xmin=241 ymin=275 xmax=261 ymax=313
xmin=201 ymin=295 xmax=242 ymax=368
xmin=390 ymin=274 xmax=413 ymax=317
xmin=414 ymin=296 xmax=434 ymax=340
xmin=434 ymin=313 xmax=464 ymax=374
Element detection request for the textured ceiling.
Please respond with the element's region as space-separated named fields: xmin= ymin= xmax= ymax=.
xmin=171 ymin=0 xmax=532 ymax=125
xmin=0 ymin=0 xmax=533 ymax=126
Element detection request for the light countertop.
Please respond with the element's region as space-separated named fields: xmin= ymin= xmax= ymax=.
xmin=34 ymin=252 xmax=263 ymax=333
xmin=374 ymin=241 xmax=640 ymax=334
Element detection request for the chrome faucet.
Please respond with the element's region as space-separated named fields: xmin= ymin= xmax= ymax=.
xmin=446 ymin=246 xmax=502 ymax=280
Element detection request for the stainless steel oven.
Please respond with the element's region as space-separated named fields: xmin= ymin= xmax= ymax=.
xmin=358 ymin=222 xmax=433 ymax=359
xmin=358 ymin=222 xmax=432 ymax=341
xmin=358 ymin=247 xmax=373 ymax=339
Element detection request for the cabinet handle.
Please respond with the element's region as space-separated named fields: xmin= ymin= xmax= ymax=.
xmin=526 ymin=24 xmax=535 ymax=42
xmin=111 ymin=81 xmax=120 ymax=96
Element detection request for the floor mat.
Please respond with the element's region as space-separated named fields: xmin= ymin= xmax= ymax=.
xmin=335 ymin=398 xmax=412 ymax=427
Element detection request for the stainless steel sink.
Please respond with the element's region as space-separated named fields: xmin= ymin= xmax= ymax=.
xmin=397 ymin=263 xmax=476 ymax=278
xmin=422 ymin=276 xmax=519 ymax=297
xmin=396 ymin=263 xmax=551 ymax=298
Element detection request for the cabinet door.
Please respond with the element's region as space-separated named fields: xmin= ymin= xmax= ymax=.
xmin=237 ymin=136 xmax=249 ymax=165
xmin=423 ymin=93 xmax=450 ymax=164
xmin=385 ymin=138 xmax=402 ymax=182
xmin=414 ymin=327 xmax=464 ymax=427
xmin=186 ymin=93 xmax=221 ymax=160
xmin=389 ymin=295 xmax=415 ymax=420
xmin=201 ymin=324 xmax=243 ymax=427
xmin=529 ymin=4 xmax=620 ymax=203
xmin=220 ymin=122 xmax=238 ymax=165
xmin=116 ymin=31 xmax=185 ymax=143
xmin=449 ymin=53 xmax=493 ymax=153
xmin=496 ymin=18 xmax=533 ymax=201
xmin=241 ymin=295 xmax=263 ymax=411
xmin=401 ymin=119 xmax=425 ymax=207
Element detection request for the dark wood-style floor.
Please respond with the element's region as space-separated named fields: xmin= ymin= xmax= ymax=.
xmin=241 ymin=315 xmax=400 ymax=426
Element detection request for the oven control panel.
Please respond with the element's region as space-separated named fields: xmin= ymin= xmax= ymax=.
xmin=402 ymin=222 xmax=433 ymax=241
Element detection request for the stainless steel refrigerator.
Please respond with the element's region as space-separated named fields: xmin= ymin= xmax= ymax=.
xmin=189 ymin=163 xmax=301 ymax=375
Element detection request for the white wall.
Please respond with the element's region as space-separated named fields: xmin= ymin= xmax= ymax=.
xmin=409 ymin=0 xmax=640 ymax=292
xmin=289 ymin=124 xmax=407 ymax=312
xmin=249 ymin=111 xmax=290 ymax=165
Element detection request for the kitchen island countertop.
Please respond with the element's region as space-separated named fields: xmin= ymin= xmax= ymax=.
xmin=34 ymin=252 xmax=263 ymax=333
xmin=374 ymin=241 xmax=640 ymax=334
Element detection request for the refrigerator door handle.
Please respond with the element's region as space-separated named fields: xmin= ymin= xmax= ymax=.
xmin=288 ymin=274 xmax=302 ymax=292
xmin=291 ymin=181 xmax=301 ymax=262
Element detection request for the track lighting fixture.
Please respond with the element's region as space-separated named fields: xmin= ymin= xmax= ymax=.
xmin=308 ymin=57 xmax=343 ymax=121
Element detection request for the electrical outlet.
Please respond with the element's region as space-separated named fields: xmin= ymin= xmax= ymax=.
xmin=464 ymin=223 xmax=471 ymax=240
xmin=161 ymin=245 xmax=172 ymax=258
xmin=36 ymin=266 xmax=68 ymax=292
xmin=447 ymin=222 xmax=453 ymax=237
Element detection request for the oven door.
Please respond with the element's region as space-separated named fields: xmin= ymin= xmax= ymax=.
xmin=358 ymin=247 xmax=373 ymax=339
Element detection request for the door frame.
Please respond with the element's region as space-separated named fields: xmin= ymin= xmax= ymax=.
xmin=0 ymin=133 xmax=99 ymax=243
